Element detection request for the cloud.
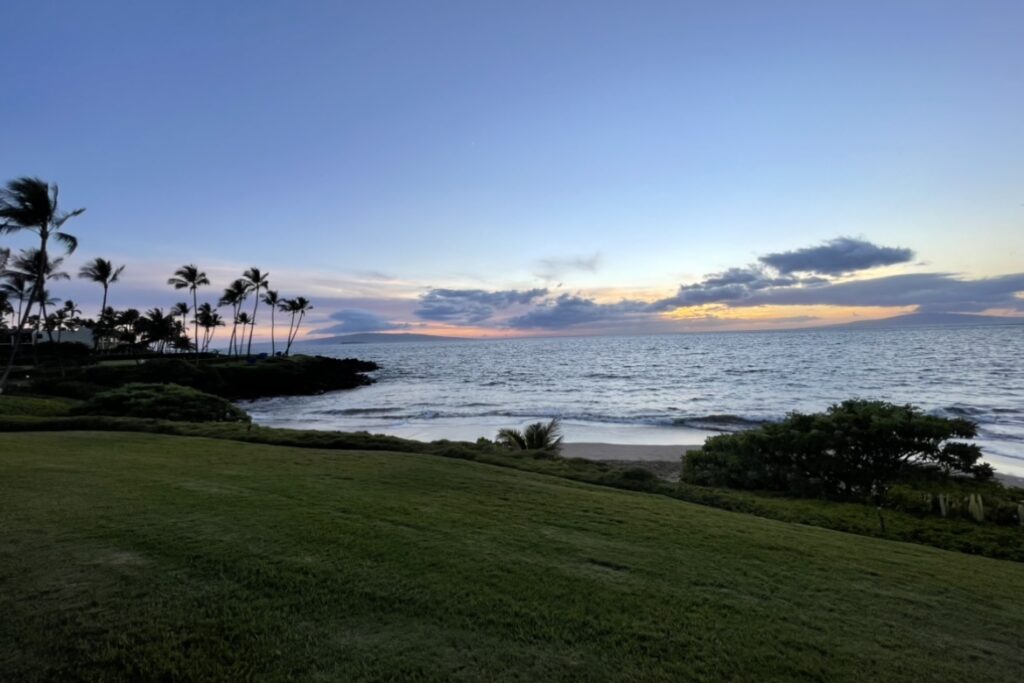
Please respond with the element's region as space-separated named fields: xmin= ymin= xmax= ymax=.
xmin=313 ymin=309 xmax=411 ymax=335
xmin=506 ymin=294 xmax=648 ymax=330
xmin=416 ymin=287 xmax=547 ymax=323
xmin=737 ymin=272 xmax=1024 ymax=312
xmin=533 ymin=253 xmax=601 ymax=281
xmin=758 ymin=237 xmax=914 ymax=275
xmin=650 ymin=267 xmax=805 ymax=310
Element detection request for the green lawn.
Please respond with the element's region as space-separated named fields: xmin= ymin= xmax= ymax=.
xmin=2 ymin=432 xmax=1023 ymax=681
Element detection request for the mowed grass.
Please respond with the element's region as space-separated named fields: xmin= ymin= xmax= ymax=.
xmin=1 ymin=432 xmax=1023 ymax=682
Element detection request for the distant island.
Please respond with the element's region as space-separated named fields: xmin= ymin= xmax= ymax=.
xmin=826 ymin=312 xmax=1024 ymax=330
xmin=304 ymin=332 xmax=472 ymax=344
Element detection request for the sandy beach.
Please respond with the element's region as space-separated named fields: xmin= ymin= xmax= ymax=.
xmin=562 ymin=442 xmax=700 ymax=461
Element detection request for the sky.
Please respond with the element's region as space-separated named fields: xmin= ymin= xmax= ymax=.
xmin=3 ymin=0 xmax=1023 ymax=338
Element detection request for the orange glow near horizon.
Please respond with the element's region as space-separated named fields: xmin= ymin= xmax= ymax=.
xmin=662 ymin=304 xmax=918 ymax=326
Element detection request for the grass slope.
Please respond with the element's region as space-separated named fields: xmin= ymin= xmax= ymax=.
xmin=2 ymin=432 xmax=1023 ymax=682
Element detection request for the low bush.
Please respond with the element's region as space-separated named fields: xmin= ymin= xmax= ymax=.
xmin=0 ymin=395 xmax=79 ymax=417
xmin=682 ymin=400 xmax=993 ymax=500
xmin=72 ymin=383 xmax=251 ymax=422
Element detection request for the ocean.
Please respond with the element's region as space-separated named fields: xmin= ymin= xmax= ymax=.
xmin=241 ymin=325 xmax=1024 ymax=477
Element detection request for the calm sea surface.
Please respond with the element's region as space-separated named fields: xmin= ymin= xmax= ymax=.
xmin=242 ymin=325 xmax=1024 ymax=477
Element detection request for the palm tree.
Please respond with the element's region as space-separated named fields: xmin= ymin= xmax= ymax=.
xmin=0 ymin=177 xmax=84 ymax=392
xmin=261 ymin=289 xmax=280 ymax=355
xmin=196 ymin=303 xmax=224 ymax=352
xmin=167 ymin=264 xmax=209 ymax=361
xmin=171 ymin=302 xmax=191 ymax=351
xmin=78 ymin=257 xmax=125 ymax=317
xmin=53 ymin=300 xmax=81 ymax=344
xmin=235 ymin=312 xmax=253 ymax=352
xmin=1 ymin=273 xmax=29 ymax=330
xmin=496 ymin=418 xmax=564 ymax=453
xmin=10 ymin=249 xmax=70 ymax=345
xmin=219 ymin=279 xmax=251 ymax=356
xmin=140 ymin=308 xmax=176 ymax=353
xmin=242 ymin=267 xmax=269 ymax=357
xmin=282 ymin=296 xmax=313 ymax=355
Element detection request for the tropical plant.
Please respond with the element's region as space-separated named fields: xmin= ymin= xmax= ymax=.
xmin=496 ymin=418 xmax=564 ymax=453
xmin=9 ymin=249 xmax=70 ymax=344
xmin=171 ymin=302 xmax=191 ymax=347
xmin=139 ymin=308 xmax=177 ymax=353
xmin=280 ymin=296 xmax=313 ymax=355
xmin=219 ymin=278 xmax=251 ymax=356
xmin=167 ymin=264 xmax=209 ymax=361
xmin=242 ymin=267 xmax=269 ymax=356
xmin=51 ymin=300 xmax=82 ymax=343
xmin=77 ymin=257 xmax=125 ymax=317
xmin=0 ymin=177 xmax=84 ymax=392
xmin=235 ymin=311 xmax=253 ymax=351
xmin=196 ymin=302 xmax=224 ymax=352
xmin=262 ymin=289 xmax=280 ymax=355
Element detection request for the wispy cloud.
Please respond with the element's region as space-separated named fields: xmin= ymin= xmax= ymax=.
xmin=533 ymin=253 xmax=602 ymax=281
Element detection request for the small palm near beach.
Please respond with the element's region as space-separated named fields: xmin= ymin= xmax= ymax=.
xmin=4 ymin=2 xmax=1024 ymax=681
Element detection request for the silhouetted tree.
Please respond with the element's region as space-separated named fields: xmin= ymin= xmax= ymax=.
xmin=78 ymin=257 xmax=125 ymax=318
xmin=167 ymin=264 xmax=209 ymax=361
xmin=0 ymin=177 xmax=84 ymax=392
xmin=262 ymin=289 xmax=280 ymax=355
xmin=242 ymin=267 xmax=269 ymax=356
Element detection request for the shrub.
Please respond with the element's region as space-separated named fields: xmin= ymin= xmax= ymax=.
xmin=496 ymin=418 xmax=564 ymax=453
xmin=682 ymin=400 xmax=993 ymax=500
xmin=73 ymin=383 xmax=250 ymax=422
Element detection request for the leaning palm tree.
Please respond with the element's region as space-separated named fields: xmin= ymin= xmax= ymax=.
xmin=219 ymin=279 xmax=251 ymax=356
xmin=0 ymin=177 xmax=84 ymax=392
xmin=261 ymin=289 xmax=280 ymax=355
xmin=282 ymin=296 xmax=313 ymax=355
xmin=242 ymin=267 xmax=269 ymax=357
xmin=78 ymin=257 xmax=125 ymax=317
xmin=167 ymin=264 xmax=209 ymax=361
xmin=496 ymin=418 xmax=564 ymax=453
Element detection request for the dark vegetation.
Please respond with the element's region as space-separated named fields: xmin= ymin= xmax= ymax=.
xmin=73 ymin=384 xmax=251 ymax=423
xmin=683 ymin=400 xmax=992 ymax=497
xmin=27 ymin=355 xmax=377 ymax=400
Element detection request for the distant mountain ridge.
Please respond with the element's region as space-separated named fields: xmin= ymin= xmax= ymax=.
xmin=305 ymin=332 xmax=472 ymax=344
xmin=826 ymin=312 xmax=1024 ymax=330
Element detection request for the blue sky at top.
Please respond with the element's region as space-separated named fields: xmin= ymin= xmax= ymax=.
xmin=2 ymin=1 xmax=1023 ymax=335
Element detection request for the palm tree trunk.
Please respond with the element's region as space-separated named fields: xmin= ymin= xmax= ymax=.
xmin=246 ymin=286 xmax=260 ymax=357
xmin=95 ymin=284 xmax=109 ymax=352
xmin=270 ymin=306 xmax=276 ymax=355
xmin=192 ymin=289 xmax=200 ymax=363
xmin=284 ymin=310 xmax=297 ymax=355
